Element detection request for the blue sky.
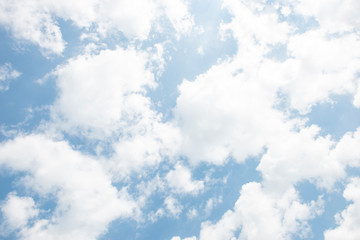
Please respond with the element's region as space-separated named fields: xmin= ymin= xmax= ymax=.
xmin=1 ymin=0 xmax=360 ymax=240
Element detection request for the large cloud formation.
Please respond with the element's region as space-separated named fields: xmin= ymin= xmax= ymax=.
xmin=0 ymin=0 xmax=360 ymax=239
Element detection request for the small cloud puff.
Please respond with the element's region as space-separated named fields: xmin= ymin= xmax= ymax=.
xmin=166 ymin=164 xmax=204 ymax=195
xmin=0 ymin=63 xmax=21 ymax=91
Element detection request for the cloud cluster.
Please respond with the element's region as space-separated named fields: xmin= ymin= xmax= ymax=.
xmin=50 ymin=47 xmax=156 ymax=137
xmin=0 ymin=0 xmax=193 ymax=55
xmin=1 ymin=0 xmax=360 ymax=239
xmin=0 ymin=135 xmax=139 ymax=240
xmin=199 ymin=182 xmax=323 ymax=240
xmin=324 ymin=178 xmax=360 ymax=240
xmin=166 ymin=164 xmax=204 ymax=195
xmin=173 ymin=0 xmax=360 ymax=238
xmin=1 ymin=193 xmax=39 ymax=232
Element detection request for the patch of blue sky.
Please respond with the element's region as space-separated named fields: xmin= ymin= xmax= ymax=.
xmin=0 ymin=29 xmax=59 ymax=138
xmin=102 ymin=156 xmax=261 ymax=240
xmin=295 ymin=180 xmax=347 ymax=240
xmin=280 ymin=11 xmax=319 ymax=34
xmin=266 ymin=43 xmax=288 ymax=62
xmin=0 ymin=172 xmax=16 ymax=201
xmin=307 ymin=94 xmax=360 ymax=140
xmin=147 ymin=0 xmax=236 ymax=120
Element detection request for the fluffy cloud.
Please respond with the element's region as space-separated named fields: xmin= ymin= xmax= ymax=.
xmin=324 ymin=178 xmax=360 ymax=240
xmin=219 ymin=0 xmax=360 ymax=114
xmin=108 ymin=120 xmax=181 ymax=180
xmin=258 ymin=126 xmax=360 ymax=192
xmin=257 ymin=125 xmax=341 ymax=192
xmin=1 ymin=0 xmax=360 ymax=239
xmin=294 ymin=0 xmax=360 ymax=33
xmin=0 ymin=0 xmax=193 ymax=54
xmin=199 ymin=182 xmax=323 ymax=240
xmin=204 ymin=196 xmax=222 ymax=216
xmin=166 ymin=164 xmax=204 ymax=195
xmin=221 ymin=0 xmax=290 ymax=47
xmin=0 ymin=0 xmax=65 ymax=55
xmin=164 ymin=196 xmax=183 ymax=218
xmin=1 ymin=193 xmax=39 ymax=231
xmin=0 ymin=63 xmax=21 ymax=91
xmin=50 ymin=47 xmax=156 ymax=138
xmin=151 ymin=195 xmax=183 ymax=221
xmin=0 ymin=134 xmax=139 ymax=240
xmin=282 ymin=31 xmax=360 ymax=113
xmin=330 ymin=127 xmax=360 ymax=168
xmin=175 ymin=58 xmax=288 ymax=165
xmin=46 ymin=46 xmax=182 ymax=178
xmin=157 ymin=0 xmax=193 ymax=36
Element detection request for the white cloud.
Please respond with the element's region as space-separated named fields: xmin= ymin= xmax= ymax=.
xmin=221 ymin=0 xmax=290 ymax=47
xmin=204 ymin=196 xmax=222 ymax=216
xmin=0 ymin=134 xmax=140 ymax=240
xmin=96 ymin=0 xmax=159 ymax=39
xmin=164 ymin=196 xmax=183 ymax=218
xmin=0 ymin=0 xmax=194 ymax=54
xmin=258 ymin=126 xmax=360 ymax=193
xmin=294 ymin=0 xmax=360 ymax=33
xmin=1 ymin=193 xmax=39 ymax=231
xmin=0 ymin=0 xmax=65 ymax=55
xmin=157 ymin=0 xmax=194 ymax=36
xmin=187 ymin=208 xmax=198 ymax=219
xmin=257 ymin=125 xmax=342 ymax=192
xmin=108 ymin=120 xmax=181 ymax=180
xmin=149 ymin=195 xmax=184 ymax=222
xmin=1 ymin=0 xmax=360 ymax=239
xmin=166 ymin=164 xmax=204 ymax=195
xmin=282 ymin=31 xmax=360 ymax=113
xmin=175 ymin=60 xmax=280 ymax=165
xmin=220 ymin=0 xmax=360 ymax=114
xmin=0 ymin=63 xmax=21 ymax=91
xmin=199 ymin=182 xmax=323 ymax=240
xmin=174 ymin=0 xmax=360 ymax=194
xmin=50 ymin=47 xmax=155 ymax=138
xmin=324 ymin=178 xmax=360 ymax=240
xmin=171 ymin=236 xmax=197 ymax=240
xmin=330 ymin=127 xmax=360 ymax=168
xmin=46 ymin=45 xmax=181 ymax=180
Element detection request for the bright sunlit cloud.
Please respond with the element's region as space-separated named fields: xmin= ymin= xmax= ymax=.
xmin=1 ymin=0 xmax=360 ymax=240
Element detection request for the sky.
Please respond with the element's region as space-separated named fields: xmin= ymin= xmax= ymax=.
xmin=0 ymin=0 xmax=360 ymax=239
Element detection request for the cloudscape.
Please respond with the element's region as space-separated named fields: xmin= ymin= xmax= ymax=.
xmin=1 ymin=0 xmax=360 ymax=239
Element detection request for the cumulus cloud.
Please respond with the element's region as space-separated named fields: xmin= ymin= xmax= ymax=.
xmin=294 ymin=0 xmax=360 ymax=33
xmin=204 ymin=196 xmax=222 ymax=216
xmin=257 ymin=125 xmax=340 ymax=192
xmin=0 ymin=134 xmax=139 ymax=240
xmin=0 ymin=0 xmax=193 ymax=54
xmin=0 ymin=0 xmax=65 ymax=55
xmin=164 ymin=196 xmax=183 ymax=218
xmin=166 ymin=164 xmax=204 ymax=195
xmin=282 ymin=31 xmax=360 ymax=113
xmin=1 ymin=193 xmax=39 ymax=231
xmin=199 ymin=182 xmax=323 ymax=240
xmin=50 ymin=47 xmax=156 ymax=138
xmin=324 ymin=178 xmax=360 ymax=240
xmin=330 ymin=127 xmax=360 ymax=168
xmin=108 ymin=119 xmax=181 ymax=180
xmin=42 ymin=46 xmax=182 ymax=179
xmin=1 ymin=0 xmax=360 ymax=239
xmin=175 ymin=59 xmax=287 ymax=165
xmin=258 ymin=126 xmax=360 ymax=193
xmin=0 ymin=63 xmax=21 ymax=91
